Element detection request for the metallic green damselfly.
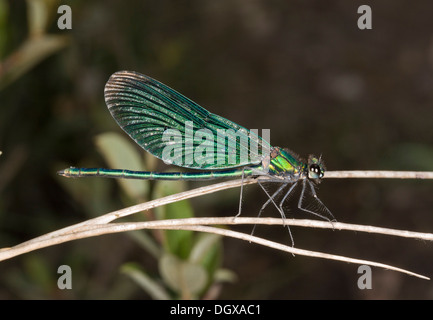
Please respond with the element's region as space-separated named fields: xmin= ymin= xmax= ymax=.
xmin=59 ymin=71 xmax=334 ymax=243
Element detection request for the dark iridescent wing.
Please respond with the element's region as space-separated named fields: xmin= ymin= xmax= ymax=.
xmin=104 ymin=71 xmax=271 ymax=169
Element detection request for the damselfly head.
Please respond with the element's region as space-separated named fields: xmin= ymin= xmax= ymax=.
xmin=307 ymin=154 xmax=325 ymax=181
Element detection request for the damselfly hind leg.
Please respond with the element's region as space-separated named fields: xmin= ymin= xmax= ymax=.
xmin=251 ymin=182 xmax=289 ymax=236
xmin=278 ymin=181 xmax=299 ymax=214
xmin=236 ymin=167 xmax=257 ymax=217
xmin=236 ymin=168 xmax=247 ymax=218
xmin=236 ymin=166 xmax=268 ymax=218
xmin=257 ymin=182 xmax=289 ymax=222
xmin=256 ymin=180 xmax=295 ymax=247
xmin=298 ymin=179 xmax=335 ymax=222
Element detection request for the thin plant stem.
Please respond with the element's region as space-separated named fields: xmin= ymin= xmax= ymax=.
xmin=0 ymin=218 xmax=430 ymax=279
xmin=0 ymin=170 xmax=432 ymax=279
xmin=325 ymin=170 xmax=433 ymax=179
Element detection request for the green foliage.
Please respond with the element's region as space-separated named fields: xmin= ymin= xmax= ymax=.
xmin=0 ymin=0 xmax=69 ymax=89
xmin=95 ymin=132 xmax=149 ymax=201
xmin=121 ymin=263 xmax=171 ymax=300
xmin=3 ymin=0 xmax=431 ymax=299
xmin=153 ymin=179 xmax=194 ymax=258
xmin=0 ymin=0 xmax=9 ymax=58
xmin=79 ymin=131 xmax=233 ymax=299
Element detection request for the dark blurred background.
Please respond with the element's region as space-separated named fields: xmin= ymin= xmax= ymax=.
xmin=1 ymin=0 xmax=433 ymax=299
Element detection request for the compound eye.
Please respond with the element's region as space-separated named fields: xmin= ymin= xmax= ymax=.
xmin=309 ymin=164 xmax=323 ymax=179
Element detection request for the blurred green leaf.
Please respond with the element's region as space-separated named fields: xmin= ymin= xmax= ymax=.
xmin=0 ymin=0 xmax=8 ymax=57
xmin=121 ymin=262 xmax=171 ymax=300
xmin=0 ymin=35 xmax=69 ymax=89
xmin=128 ymin=230 xmax=161 ymax=259
xmin=95 ymin=132 xmax=149 ymax=201
xmin=26 ymin=0 xmax=59 ymax=36
xmin=144 ymin=151 xmax=158 ymax=172
xmin=56 ymin=168 xmax=113 ymax=215
xmin=189 ymin=233 xmax=221 ymax=264
xmin=189 ymin=233 xmax=222 ymax=282
xmin=152 ymin=178 xmax=189 ymax=205
xmin=24 ymin=254 xmax=54 ymax=292
xmin=214 ymin=268 xmax=238 ymax=283
xmin=159 ymin=253 xmax=207 ymax=298
xmin=153 ymin=179 xmax=194 ymax=259
xmin=0 ymin=0 xmax=69 ymax=89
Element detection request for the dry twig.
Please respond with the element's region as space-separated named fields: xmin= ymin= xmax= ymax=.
xmin=1 ymin=170 xmax=432 ymax=280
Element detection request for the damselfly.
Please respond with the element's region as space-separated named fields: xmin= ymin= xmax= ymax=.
xmin=58 ymin=71 xmax=334 ymax=244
